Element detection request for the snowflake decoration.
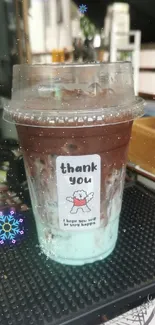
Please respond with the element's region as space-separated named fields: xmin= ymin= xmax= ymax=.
xmin=79 ymin=4 xmax=88 ymax=14
xmin=0 ymin=210 xmax=24 ymax=244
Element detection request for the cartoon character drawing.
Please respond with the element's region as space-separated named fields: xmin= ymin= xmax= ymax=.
xmin=66 ymin=190 xmax=94 ymax=214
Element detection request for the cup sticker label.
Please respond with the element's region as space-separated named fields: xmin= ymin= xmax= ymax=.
xmin=56 ymin=155 xmax=101 ymax=231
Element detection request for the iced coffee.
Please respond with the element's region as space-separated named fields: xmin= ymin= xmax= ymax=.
xmin=3 ymin=63 xmax=144 ymax=265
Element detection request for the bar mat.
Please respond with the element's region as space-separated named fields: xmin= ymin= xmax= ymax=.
xmin=0 ymin=183 xmax=155 ymax=325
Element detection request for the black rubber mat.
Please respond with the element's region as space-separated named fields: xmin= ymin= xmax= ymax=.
xmin=0 ymin=183 xmax=155 ymax=325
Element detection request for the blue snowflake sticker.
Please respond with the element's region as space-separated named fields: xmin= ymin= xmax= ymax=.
xmin=79 ymin=4 xmax=88 ymax=14
xmin=0 ymin=210 xmax=24 ymax=244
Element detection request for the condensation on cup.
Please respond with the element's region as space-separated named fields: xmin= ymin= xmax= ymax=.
xmin=3 ymin=63 xmax=144 ymax=265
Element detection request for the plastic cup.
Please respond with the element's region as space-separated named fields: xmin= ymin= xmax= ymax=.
xmin=3 ymin=63 xmax=144 ymax=265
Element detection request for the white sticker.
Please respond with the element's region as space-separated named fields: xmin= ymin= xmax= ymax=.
xmin=56 ymin=155 xmax=101 ymax=231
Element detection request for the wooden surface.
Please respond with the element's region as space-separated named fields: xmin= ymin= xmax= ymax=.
xmin=22 ymin=0 xmax=32 ymax=64
xmin=14 ymin=0 xmax=23 ymax=63
xmin=139 ymin=92 xmax=155 ymax=100
xmin=128 ymin=117 xmax=155 ymax=174
xmin=15 ymin=0 xmax=31 ymax=63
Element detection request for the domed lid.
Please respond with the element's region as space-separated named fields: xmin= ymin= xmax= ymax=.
xmin=3 ymin=62 xmax=144 ymax=128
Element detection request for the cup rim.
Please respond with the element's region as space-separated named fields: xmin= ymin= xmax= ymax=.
xmin=13 ymin=61 xmax=132 ymax=70
xmin=3 ymin=97 xmax=145 ymax=128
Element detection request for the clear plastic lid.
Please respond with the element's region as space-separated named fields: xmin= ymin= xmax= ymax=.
xmin=3 ymin=62 xmax=144 ymax=128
